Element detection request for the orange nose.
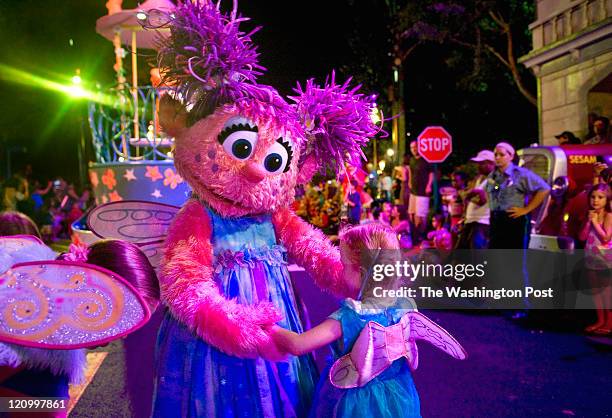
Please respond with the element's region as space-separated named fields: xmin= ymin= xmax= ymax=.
xmin=241 ymin=161 xmax=267 ymax=183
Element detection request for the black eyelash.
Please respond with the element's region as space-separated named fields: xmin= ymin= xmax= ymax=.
xmin=277 ymin=137 xmax=293 ymax=172
xmin=217 ymin=123 xmax=258 ymax=144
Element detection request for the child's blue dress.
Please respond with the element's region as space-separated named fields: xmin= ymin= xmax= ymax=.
xmin=152 ymin=206 xmax=318 ymax=418
xmin=310 ymin=299 xmax=421 ymax=418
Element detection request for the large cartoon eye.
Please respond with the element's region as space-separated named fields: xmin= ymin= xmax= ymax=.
xmin=263 ymin=138 xmax=293 ymax=174
xmin=218 ymin=117 xmax=258 ymax=160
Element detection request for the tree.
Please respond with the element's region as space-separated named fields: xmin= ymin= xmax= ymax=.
xmin=395 ymin=0 xmax=537 ymax=106
xmin=338 ymin=0 xmax=538 ymax=166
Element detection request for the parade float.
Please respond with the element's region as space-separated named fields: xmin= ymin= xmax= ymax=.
xmin=74 ymin=0 xmax=190 ymax=243
xmin=519 ymin=143 xmax=612 ymax=250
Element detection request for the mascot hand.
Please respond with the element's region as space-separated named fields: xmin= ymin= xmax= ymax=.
xmin=189 ymin=297 xmax=283 ymax=359
xmin=257 ymin=325 xmax=289 ymax=362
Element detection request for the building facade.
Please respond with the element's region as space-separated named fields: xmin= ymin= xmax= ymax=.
xmin=520 ymin=0 xmax=612 ymax=144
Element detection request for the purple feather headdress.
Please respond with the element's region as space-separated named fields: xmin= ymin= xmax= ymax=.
xmin=143 ymin=2 xmax=378 ymax=170
xmin=150 ymin=0 xmax=266 ymax=122
xmin=290 ymin=72 xmax=381 ymax=175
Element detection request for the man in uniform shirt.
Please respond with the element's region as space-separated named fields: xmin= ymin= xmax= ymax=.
xmin=486 ymin=142 xmax=550 ymax=249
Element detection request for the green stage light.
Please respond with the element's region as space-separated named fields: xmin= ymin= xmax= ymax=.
xmin=67 ymin=85 xmax=86 ymax=98
xmin=0 ymin=63 xmax=116 ymax=106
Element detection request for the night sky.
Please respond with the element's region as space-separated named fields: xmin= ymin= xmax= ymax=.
xmin=0 ymin=0 xmax=538 ymax=185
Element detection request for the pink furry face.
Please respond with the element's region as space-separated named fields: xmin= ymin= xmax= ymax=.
xmin=174 ymin=106 xmax=301 ymax=217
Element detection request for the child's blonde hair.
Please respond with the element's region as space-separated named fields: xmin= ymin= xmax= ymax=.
xmin=339 ymin=223 xmax=401 ymax=301
xmin=340 ymin=223 xmax=399 ymax=261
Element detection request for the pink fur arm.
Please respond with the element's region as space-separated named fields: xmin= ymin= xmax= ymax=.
xmin=161 ymin=199 xmax=282 ymax=358
xmin=272 ymin=207 xmax=349 ymax=297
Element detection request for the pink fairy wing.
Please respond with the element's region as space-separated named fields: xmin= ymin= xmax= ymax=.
xmin=362 ymin=322 xmax=393 ymax=382
xmin=403 ymin=312 xmax=467 ymax=362
xmin=329 ymin=320 xmax=391 ymax=389
xmin=0 ymin=235 xmax=44 ymax=252
xmin=0 ymin=260 xmax=151 ymax=349
xmin=139 ymin=241 xmax=165 ymax=270
xmin=87 ymin=201 xmax=180 ymax=245
xmin=329 ymin=354 xmax=360 ymax=389
xmin=331 ymin=312 xmax=467 ymax=386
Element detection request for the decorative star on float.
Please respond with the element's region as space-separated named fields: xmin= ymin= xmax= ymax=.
xmin=123 ymin=169 xmax=137 ymax=181
xmin=145 ymin=166 xmax=163 ymax=182
xmin=151 ymin=189 xmax=163 ymax=199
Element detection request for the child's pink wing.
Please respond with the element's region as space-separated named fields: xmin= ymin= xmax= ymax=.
xmin=329 ymin=311 xmax=467 ymax=388
xmin=139 ymin=241 xmax=165 ymax=270
xmin=403 ymin=311 xmax=468 ymax=370
xmin=0 ymin=260 xmax=151 ymax=349
xmin=87 ymin=200 xmax=180 ymax=245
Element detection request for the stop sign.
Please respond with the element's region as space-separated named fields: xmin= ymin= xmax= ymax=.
xmin=417 ymin=126 xmax=452 ymax=163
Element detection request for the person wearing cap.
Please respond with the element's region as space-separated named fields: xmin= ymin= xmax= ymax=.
xmin=486 ymin=142 xmax=550 ymax=249
xmin=555 ymin=131 xmax=582 ymax=145
xmin=455 ymin=150 xmax=495 ymax=249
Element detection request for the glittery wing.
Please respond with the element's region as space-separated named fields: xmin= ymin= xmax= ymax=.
xmin=0 ymin=261 xmax=151 ymax=349
xmin=402 ymin=311 xmax=467 ymax=367
xmin=0 ymin=235 xmax=44 ymax=252
xmin=87 ymin=201 xmax=180 ymax=245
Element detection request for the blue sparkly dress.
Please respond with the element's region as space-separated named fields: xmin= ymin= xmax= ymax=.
xmin=309 ymin=299 xmax=421 ymax=418
xmin=152 ymin=206 xmax=318 ymax=418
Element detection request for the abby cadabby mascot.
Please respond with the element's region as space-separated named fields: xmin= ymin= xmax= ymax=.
xmin=139 ymin=1 xmax=380 ymax=417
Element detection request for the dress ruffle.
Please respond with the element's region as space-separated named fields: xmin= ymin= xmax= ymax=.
xmin=214 ymin=245 xmax=287 ymax=273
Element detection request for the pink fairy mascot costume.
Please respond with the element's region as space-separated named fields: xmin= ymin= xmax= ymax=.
xmin=145 ymin=1 xmax=379 ymax=417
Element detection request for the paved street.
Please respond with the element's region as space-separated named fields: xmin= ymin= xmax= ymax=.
xmin=413 ymin=311 xmax=611 ymax=418
xmin=69 ymin=308 xmax=611 ymax=418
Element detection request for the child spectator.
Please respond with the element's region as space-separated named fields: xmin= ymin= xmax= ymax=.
xmin=391 ymin=205 xmax=413 ymax=249
xmin=424 ymin=214 xmax=452 ymax=251
xmin=578 ymin=183 xmax=612 ymax=335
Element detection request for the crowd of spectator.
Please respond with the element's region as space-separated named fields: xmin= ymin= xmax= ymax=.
xmin=292 ymin=138 xmax=611 ymax=330
xmin=294 ymin=180 xmax=344 ymax=236
xmin=295 ymin=139 xmax=610 ymax=255
xmin=0 ymin=165 xmax=93 ymax=242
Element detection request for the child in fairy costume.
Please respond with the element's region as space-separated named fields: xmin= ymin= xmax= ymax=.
xmin=138 ymin=1 xmax=380 ymax=417
xmin=0 ymin=212 xmax=158 ymax=417
xmin=0 ymin=214 xmax=84 ymax=412
xmin=271 ymin=223 xmax=467 ymax=418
